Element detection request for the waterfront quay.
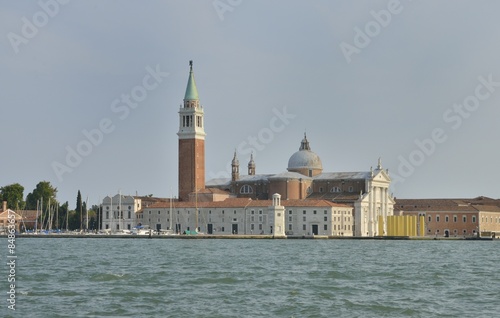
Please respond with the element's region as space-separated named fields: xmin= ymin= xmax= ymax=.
xmin=4 ymin=234 xmax=495 ymax=240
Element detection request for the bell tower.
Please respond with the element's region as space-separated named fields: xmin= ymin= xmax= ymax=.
xmin=178 ymin=61 xmax=206 ymax=201
xmin=248 ymin=152 xmax=256 ymax=176
xmin=231 ymin=151 xmax=239 ymax=181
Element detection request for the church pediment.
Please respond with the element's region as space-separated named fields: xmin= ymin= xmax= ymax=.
xmin=372 ymin=169 xmax=391 ymax=183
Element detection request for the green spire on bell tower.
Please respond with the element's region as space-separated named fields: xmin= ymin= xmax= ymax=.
xmin=184 ymin=60 xmax=199 ymax=100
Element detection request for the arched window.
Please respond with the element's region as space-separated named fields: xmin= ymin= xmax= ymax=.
xmin=330 ymin=187 xmax=341 ymax=193
xmin=240 ymin=185 xmax=253 ymax=194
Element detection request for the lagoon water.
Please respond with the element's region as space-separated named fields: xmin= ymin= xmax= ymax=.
xmin=2 ymin=238 xmax=499 ymax=317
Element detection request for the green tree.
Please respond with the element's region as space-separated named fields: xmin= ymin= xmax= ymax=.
xmin=86 ymin=209 xmax=97 ymax=231
xmin=75 ymin=190 xmax=88 ymax=230
xmin=57 ymin=201 xmax=69 ymax=230
xmin=67 ymin=210 xmax=79 ymax=231
xmin=91 ymin=204 xmax=102 ymax=231
xmin=76 ymin=190 xmax=82 ymax=229
xmin=26 ymin=181 xmax=58 ymax=211
xmin=0 ymin=183 xmax=25 ymax=210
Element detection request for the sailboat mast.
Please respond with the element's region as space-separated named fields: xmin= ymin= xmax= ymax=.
xmin=110 ymin=196 xmax=114 ymax=233
xmin=80 ymin=196 xmax=83 ymax=231
xmin=119 ymin=191 xmax=122 ymax=231
xmin=47 ymin=198 xmax=52 ymax=231
xmin=66 ymin=203 xmax=69 ymax=232
xmin=47 ymin=205 xmax=54 ymax=231
xmin=55 ymin=203 xmax=59 ymax=230
xmin=195 ymin=188 xmax=198 ymax=232
xmin=85 ymin=196 xmax=89 ymax=231
xmin=35 ymin=200 xmax=39 ymax=233
xmin=97 ymin=197 xmax=101 ymax=232
xmin=169 ymin=190 xmax=173 ymax=231
xmin=40 ymin=197 xmax=44 ymax=230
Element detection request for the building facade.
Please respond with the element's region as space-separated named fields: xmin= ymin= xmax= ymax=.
xmin=101 ymin=194 xmax=171 ymax=232
xmin=101 ymin=194 xmax=141 ymax=231
xmin=396 ymin=197 xmax=500 ymax=237
xmin=0 ymin=201 xmax=22 ymax=233
xmin=137 ymin=197 xmax=354 ymax=236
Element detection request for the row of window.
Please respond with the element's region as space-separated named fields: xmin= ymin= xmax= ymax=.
xmin=237 ymin=185 xmax=359 ymax=195
xmin=428 ymin=215 xmax=477 ymax=223
xmin=104 ymin=224 xmax=132 ymax=230
xmin=148 ymin=210 xmax=249 ymax=215
xmin=318 ymin=186 xmax=355 ymax=193
xmin=291 ymin=216 xmax=351 ymax=222
xmin=482 ymin=216 xmax=500 ymax=223
xmin=144 ymin=216 xmax=353 ymax=226
xmin=150 ymin=209 xmax=354 ymax=216
xmin=181 ymin=115 xmax=203 ymax=128
xmin=288 ymin=210 xmax=352 ymax=215
xmin=105 ymin=205 xmax=133 ymax=210
xmin=425 ymin=215 xmax=500 ymax=224
xmin=105 ymin=211 xmax=132 ymax=219
xmin=106 ymin=220 xmax=352 ymax=234
xmin=142 ymin=209 xmax=353 ymax=219
xmin=428 ymin=229 xmax=474 ymax=235
xmin=287 ymin=224 xmax=352 ymax=231
xmin=185 ymin=101 xmax=199 ymax=108
xmin=250 ymin=224 xmax=264 ymax=231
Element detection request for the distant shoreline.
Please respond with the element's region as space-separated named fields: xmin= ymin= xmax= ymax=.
xmin=1 ymin=234 xmax=496 ymax=240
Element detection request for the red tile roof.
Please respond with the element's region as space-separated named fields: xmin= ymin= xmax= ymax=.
xmin=395 ymin=198 xmax=500 ymax=213
xmin=143 ymin=198 xmax=351 ymax=210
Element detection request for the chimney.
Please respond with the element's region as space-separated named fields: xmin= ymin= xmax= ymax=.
xmin=2 ymin=201 xmax=7 ymax=212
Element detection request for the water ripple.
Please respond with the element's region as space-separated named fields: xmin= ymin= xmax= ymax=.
xmin=5 ymin=238 xmax=500 ymax=317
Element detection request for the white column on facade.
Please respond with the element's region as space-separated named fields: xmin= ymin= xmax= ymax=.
xmin=369 ymin=186 xmax=374 ymax=236
xmin=386 ymin=187 xmax=389 ymax=233
xmin=377 ymin=186 xmax=381 ymax=234
xmin=375 ymin=186 xmax=379 ymax=235
xmin=374 ymin=187 xmax=377 ymax=235
xmin=382 ymin=187 xmax=386 ymax=233
xmin=368 ymin=186 xmax=373 ymax=236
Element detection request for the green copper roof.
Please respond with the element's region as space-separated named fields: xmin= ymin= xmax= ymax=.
xmin=184 ymin=60 xmax=199 ymax=100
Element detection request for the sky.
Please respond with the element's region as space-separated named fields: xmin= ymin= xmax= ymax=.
xmin=1 ymin=0 xmax=500 ymax=208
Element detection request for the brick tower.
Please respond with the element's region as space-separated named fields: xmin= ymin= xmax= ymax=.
xmin=178 ymin=61 xmax=206 ymax=201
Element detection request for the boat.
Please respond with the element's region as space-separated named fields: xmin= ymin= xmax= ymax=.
xmin=132 ymin=225 xmax=153 ymax=235
xmin=158 ymin=229 xmax=177 ymax=236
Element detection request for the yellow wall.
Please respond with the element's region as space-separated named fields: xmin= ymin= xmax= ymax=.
xmin=387 ymin=215 xmax=420 ymax=236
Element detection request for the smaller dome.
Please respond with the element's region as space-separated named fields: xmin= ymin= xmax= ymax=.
xmin=231 ymin=151 xmax=239 ymax=165
xmin=248 ymin=153 xmax=255 ymax=168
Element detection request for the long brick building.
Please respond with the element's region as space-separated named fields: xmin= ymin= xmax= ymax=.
xmin=395 ymin=197 xmax=500 ymax=237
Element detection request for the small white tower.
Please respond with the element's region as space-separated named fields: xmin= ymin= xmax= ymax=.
xmin=270 ymin=193 xmax=286 ymax=238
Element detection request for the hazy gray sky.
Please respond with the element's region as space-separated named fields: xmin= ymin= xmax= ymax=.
xmin=2 ymin=0 xmax=500 ymax=206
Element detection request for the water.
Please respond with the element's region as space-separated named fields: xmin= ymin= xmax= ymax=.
xmin=1 ymin=238 xmax=499 ymax=317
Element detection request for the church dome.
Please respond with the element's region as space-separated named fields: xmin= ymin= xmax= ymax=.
xmin=288 ymin=150 xmax=323 ymax=171
xmin=287 ymin=134 xmax=323 ymax=173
